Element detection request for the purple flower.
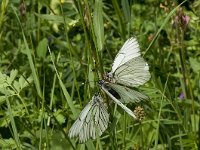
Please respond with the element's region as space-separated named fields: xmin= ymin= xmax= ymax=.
xmin=178 ymin=92 xmax=184 ymax=99
xmin=182 ymin=15 xmax=190 ymax=26
xmin=172 ymin=8 xmax=190 ymax=30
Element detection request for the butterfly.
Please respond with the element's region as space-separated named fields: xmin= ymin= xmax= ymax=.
xmin=105 ymin=38 xmax=150 ymax=87
xmin=68 ymin=94 xmax=109 ymax=143
xmin=68 ymin=37 xmax=150 ymax=142
xmin=99 ymin=37 xmax=150 ymax=119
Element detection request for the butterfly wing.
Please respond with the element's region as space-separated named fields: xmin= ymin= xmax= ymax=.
xmin=68 ymin=94 xmax=109 ymax=143
xmin=109 ymin=83 xmax=149 ymax=103
xmin=113 ymin=56 xmax=150 ymax=87
xmin=100 ymin=81 xmax=148 ymax=104
xmin=99 ymin=80 xmax=137 ymax=119
xmin=107 ymin=38 xmax=150 ymax=87
xmin=111 ymin=38 xmax=140 ymax=73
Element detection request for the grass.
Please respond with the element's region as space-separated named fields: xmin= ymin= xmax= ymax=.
xmin=0 ymin=0 xmax=199 ymax=149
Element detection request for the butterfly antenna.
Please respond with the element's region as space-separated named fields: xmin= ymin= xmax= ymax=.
xmin=82 ymin=79 xmax=99 ymax=85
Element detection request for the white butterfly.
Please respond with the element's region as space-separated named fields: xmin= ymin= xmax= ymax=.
xmin=68 ymin=38 xmax=150 ymax=142
xmin=106 ymin=37 xmax=150 ymax=87
xmin=100 ymin=38 xmax=150 ymax=119
xmin=68 ymin=94 xmax=109 ymax=143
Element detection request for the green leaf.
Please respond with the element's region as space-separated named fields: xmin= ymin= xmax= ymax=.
xmin=88 ymin=64 xmax=95 ymax=88
xmin=191 ymin=114 xmax=199 ymax=132
xmin=54 ymin=110 xmax=66 ymax=124
xmin=93 ymin=0 xmax=104 ymax=51
xmin=0 ymin=138 xmax=17 ymax=149
xmin=19 ymin=75 xmax=33 ymax=89
xmin=13 ymin=80 xmax=20 ymax=93
xmin=36 ymin=38 xmax=48 ymax=59
xmin=161 ymin=119 xmax=181 ymax=125
xmin=0 ymin=87 xmax=14 ymax=95
xmin=7 ymin=69 xmax=18 ymax=85
xmin=0 ymin=96 xmax=6 ymax=104
xmin=0 ymin=72 xmax=6 ymax=83
xmin=35 ymin=13 xmax=72 ymax=23
xmin=121 ymin=0 xmax=130 ymax=22
xmin=189 ymin=57 xmax=200 ymax=73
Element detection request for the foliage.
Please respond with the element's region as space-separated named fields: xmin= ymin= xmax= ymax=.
xmin=0 ymin=0 xmax=199 ymax=149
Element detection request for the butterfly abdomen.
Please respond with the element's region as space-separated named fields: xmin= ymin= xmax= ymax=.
xmin=99 ymin=80 xmax=121 ymax=99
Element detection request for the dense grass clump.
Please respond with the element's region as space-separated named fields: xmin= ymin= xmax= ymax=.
xmin=0 ymin=0 xmax=199 ymax=149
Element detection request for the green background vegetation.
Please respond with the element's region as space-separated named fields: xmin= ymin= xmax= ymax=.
xmin=0 ymin=0 xmax=199 ymax=149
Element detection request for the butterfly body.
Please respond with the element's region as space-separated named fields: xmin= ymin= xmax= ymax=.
xmin=99 ymin=80 xmax=121 ymax=99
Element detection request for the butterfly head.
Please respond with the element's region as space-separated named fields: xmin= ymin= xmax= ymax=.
xmin=103 ymin=72 xmax=114 ymax=82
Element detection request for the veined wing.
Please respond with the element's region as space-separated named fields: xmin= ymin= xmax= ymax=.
xmin=100 ymin=80 xmax=148 ymax=104
xmin=111 ymin=38 xmax=140 ymax=73
xmin=110 ymin=83 xmax=149 ymax=103
xmin=113 ymin=56 xmax=150 ymax=87
xmin=68 ymin=94 xmax=109 ymax=143
xmin=99 ymin=80 xmax=137 ymax=119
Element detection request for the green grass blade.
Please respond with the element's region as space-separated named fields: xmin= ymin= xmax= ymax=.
xmin=93 ymin=0 xmax=104 ymax=51
xmin=6 ymin=97 xmax=21 ymax=150
xmin=48 ymin=46 xmax=77 ymax=117
xmin=11 ymin=5 xmax=42 ymax=98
